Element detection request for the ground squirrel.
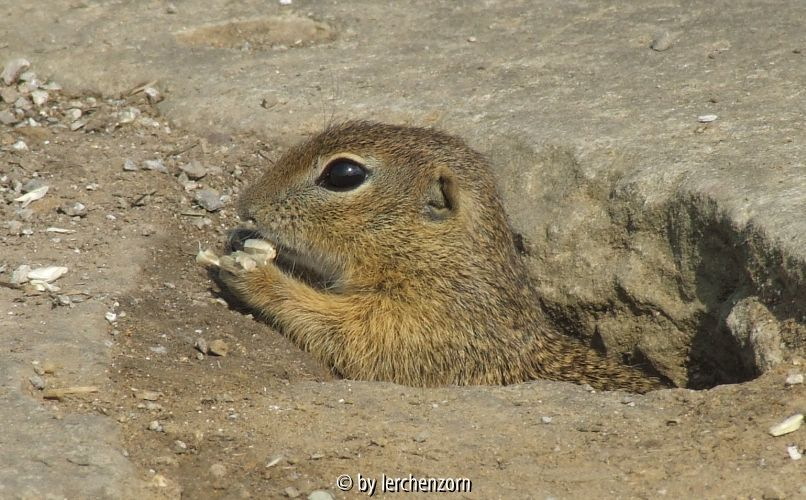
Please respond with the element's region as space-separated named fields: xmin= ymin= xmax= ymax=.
xmin=217 ymin=121 xmax=664 ymax=393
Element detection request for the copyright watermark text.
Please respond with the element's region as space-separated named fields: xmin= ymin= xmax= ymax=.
xmin=336 ymin=473 xmax=471 ymax=496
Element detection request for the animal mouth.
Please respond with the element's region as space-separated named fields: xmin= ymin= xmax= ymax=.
xmin=228 ymin=228 xmax=340 ymax=290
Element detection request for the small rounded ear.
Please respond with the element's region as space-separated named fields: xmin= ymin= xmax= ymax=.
xmin=425 ymin=167 xmax=459 ymax=220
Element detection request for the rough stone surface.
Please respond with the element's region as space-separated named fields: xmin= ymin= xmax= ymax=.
xmin=727 ymin=297 xmax=784 ymax=375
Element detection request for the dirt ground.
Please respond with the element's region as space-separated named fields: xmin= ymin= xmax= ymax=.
xmin=0 ymin=78 xmax=803 ymax=500
xmin=2 ymin=1 xmax=806 ymax=498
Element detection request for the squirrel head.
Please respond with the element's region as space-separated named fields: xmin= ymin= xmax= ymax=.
xmin=237 ymin=121 xmax=512 ymax=291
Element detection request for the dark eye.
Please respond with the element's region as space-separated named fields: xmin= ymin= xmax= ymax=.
xmin=317 ymin=159 xmax=368 ymax=191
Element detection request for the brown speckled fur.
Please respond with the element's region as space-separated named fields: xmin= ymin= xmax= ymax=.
xmin=219 ymin=121 xmax=663 ymax=393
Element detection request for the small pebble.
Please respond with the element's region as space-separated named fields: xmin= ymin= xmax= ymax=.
xmin=0 ymin=110 xmax=16 ymax=125
xmin=541 ymin=416 xmax=553 ymax=424
xmin=6 ymin=220 xmax=23 ymax=235
xmin=2 ymin=58 xmax=31 ymax=85
xmin=195 ymin=189 xmax=223 ymax=212
xmin=180 ymin=161 xmax=207 ymax=180
xmin=12 ymin=140 xmax=28 ymax=151
xmin=787 ymin=445 xmax=802 ymax=460
xmin=116 ymin=107 xmax=140 ymax=124
xmin=59 ymin=201 xmax=87 ymax=217
xmin=210 ymin=463 xmax=227 ymax=478
xmin=650 ymin=31 xmax=672 ymax=51
xmin=784 ymin=373 xmax=803 ymax=386
xmin=144 ymin=86 xmax=163 ymax=103
xmin=194 ymin=338 xmax=209 ymax=354
xmin=768 ymin=413 xmax=803 ymax=437
xmin=698 ymin=114 xmax=718 ymax=123
xmin=173 ymin=440 xmax=188 ymax=453
xmin=14 ymin=96 xmax=32 ymax=111
xmin=136 ymin=390 xmax=162 ymax=401
xmin=308 ymin=491 xmax=334 ymax=500
xmin=0 ymin=87 xmax=18 ymax=103
xmin=285 ymin=487 xmax=301 ymax=498
xmin=147 ymin=420 xmax=164 ymax=432
xmin=122 ymin=158 xmax=138 ymax=171
xmin=10 ymin=265 xmax=31 ymax=284
xmin=165 ymin=3 xmax=177 ymax=14
xmin=65 ymin=108 xmax=82 ymax=121
xmin=31 ymin=90 xmax=48 ymax=106
xmin=105 ymin=311 xmax=117 ymax=323
xmin=143 ymin=159 xmax=168 ymax=173
xmin=27 ymin=266 xmax=68 ymax=283
xmin=208 ymin=339 xmax=229 ymax=356
xmin=29 ymin=375 xmax=46 ymax=390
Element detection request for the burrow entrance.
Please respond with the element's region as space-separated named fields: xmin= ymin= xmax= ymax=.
xmin=496 ymin=144 xmax=806 ymax=389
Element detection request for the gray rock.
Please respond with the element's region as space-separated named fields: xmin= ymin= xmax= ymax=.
xmin=0 ymin=110 xmax=16 ymax=125
xmin=59 ymin=202 xmax=87 ymax=217
xmin=13 ymin=96 xmax=32 ymax=111
xmin=122 ymin=158 xmax=138 ymax=171
xmin=143 ymin=159 xmax=168 ymax=173
xmin=0 ymin=87 xmax=18 ymax=104
xmin=180 ymin=160 xmax=207 ymax=180
xmin=1 ymin=58 xmax=30 ymax=85
xmin=195 ymin=189 xmax=223 ymax=212
xmin=29 ymin=375 xmax=46 ymax=390
xmin=726 ymin=297 xmax=783 ymax=375
xmin=31 ymin=90 xmax=48 ymax=106
xmin=650 ymin=31 xmax=673 ymax=51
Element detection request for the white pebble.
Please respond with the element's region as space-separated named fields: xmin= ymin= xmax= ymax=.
xmin=769 ymin=413 xmax=804 ymax=437
xmin=697 ymin=114 xmax=718 ymax=123
xmin=784 ymin=373 xmax=803 ymax=386
xmin=14 ymin=185 xmax=48 ymax=207
xmin=787 ymin=445 xmax=802 ymax=460
xmin=27 ymin=266 xmax=68 ymax=283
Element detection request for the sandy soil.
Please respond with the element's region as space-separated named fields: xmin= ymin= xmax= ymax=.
xmin=1 ymin=85 xmax=803 ymax=499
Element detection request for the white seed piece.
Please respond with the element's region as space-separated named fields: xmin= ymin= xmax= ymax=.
xmin=195 ymin=248 xmax=220 ymax=268
xmin=243 ymin=239 xmax=277 ymax=260
xmin=233 ymin=251 xmax=257 ymax=271
xmin=769 ymin=413 xmax=804 ymax=437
